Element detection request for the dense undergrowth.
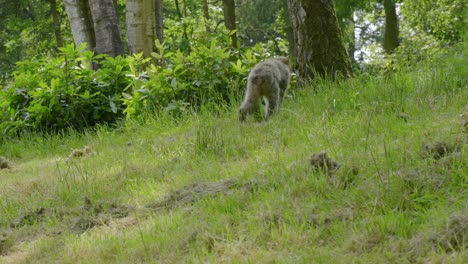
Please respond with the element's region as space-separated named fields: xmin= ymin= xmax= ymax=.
xmin=0 ymin=49 xmax=466 ymax=263
xmin=0 ymin=37 xmax=274 ymax=136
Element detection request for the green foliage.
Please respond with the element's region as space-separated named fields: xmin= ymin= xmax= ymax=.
xmin=400 ymin=0 xmax=466 ymax=43
xmin=0 ymin=0 xmax=70 ymax=80
xmin=0 ymin=48 xmax=466 ymax=263
xmin=237 ymin=0 xmax=289 ymax=45
xmin=1 ymin=35 xmax=274 ymax=136
xmin=0 ymin=44 xmax=138 ymax=135
xmin=122 ymin=37 xmax=268 ymax=119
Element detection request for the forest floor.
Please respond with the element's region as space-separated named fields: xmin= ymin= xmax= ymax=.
xmin=0 ymin=51 xmax=467 ymax=263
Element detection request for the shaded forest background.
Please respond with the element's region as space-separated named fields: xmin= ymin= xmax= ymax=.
xmin=0 ymin=0 xmax=466 ymax=137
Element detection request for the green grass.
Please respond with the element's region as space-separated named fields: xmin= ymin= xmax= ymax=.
xmin=0 ymin=51 xmax=467 ymax=263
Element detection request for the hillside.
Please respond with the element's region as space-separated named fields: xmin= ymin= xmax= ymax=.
xmin=0 ymin=51 xmax=467 ymax=263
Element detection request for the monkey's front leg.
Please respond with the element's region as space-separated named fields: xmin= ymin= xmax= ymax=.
xmin=239 ymin=94 xmax=260 ymax=121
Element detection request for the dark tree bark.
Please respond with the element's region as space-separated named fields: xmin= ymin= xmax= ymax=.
xmin=222 ymin=0 xmax=238 ymax=49
xmin=286 ymin=14 xmax=296 ymax=60
xmin=383 ymin=0 xmax=399 ymax=54
xmin=50 ymin=0 xmax=63 ymax=48
xmin=155 ymin=0 xmax=164 ymax=43
xmin=88 ymin=0 xmax=124 ymax=57
xmin=288 ymin=0 xmax=352 ymax=82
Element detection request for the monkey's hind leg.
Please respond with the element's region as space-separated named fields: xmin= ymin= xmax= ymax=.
xmin=263 ymin=84 xmax=280 ymax=119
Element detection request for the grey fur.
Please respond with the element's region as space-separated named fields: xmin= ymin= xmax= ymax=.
xmin=238 ymin=57 xmax=291 ymax=121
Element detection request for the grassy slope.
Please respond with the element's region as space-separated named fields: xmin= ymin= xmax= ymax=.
xmin=0 ymin=51 xmax=467 ymax=263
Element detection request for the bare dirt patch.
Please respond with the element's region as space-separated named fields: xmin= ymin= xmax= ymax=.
xmin=10 ymin=207 xmax=59 ymax=228
xmin=309 ymin=151 xmax=341 ymax=176
xmin=0 ymin=156 xmax=11 ymax=169
xmin=429 ymin=213 xmax=468 ymax=252
xmin=147 ymin=178 xmax=256 ymax=210
xmin=2 ymin=198 xmax=133 ymax=257
xmin=307 ymin=151 xmax=359 ymax=188
xmin=68 ymin=146 xmax=95 ymax=158
xmin=406 ymin=213 xmax=468 ymax=260
xmin=420 ymin=140 xmax=462 ymax=160
xmin=9 ymin=197 xmax=132 ymax=233
xmin=0 ymin=232 xmax=13 ymax=255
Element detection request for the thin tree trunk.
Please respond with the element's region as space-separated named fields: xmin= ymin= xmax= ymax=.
xmin=202 ymin=0 xmax=211 ymax=33
xmin=383 ymin=0 xmax=399 ymax=54
xmin=222 ymin=0 xmax=237 ymax=49
xmin=288 ymin=0 xmax=352 ymax=82
xmin=349 ymin=13 xmax=356 ymax=64
xmin=155 ymin=0 xmax=164 ymax=43
xmin=144 ymin=0 xmax=156 ymax=55
xmin=50 ymin=0 xmax=63 ymax=48
xmin=88 ymin=0 xmax=124 ymax=57
xmin=63 ymin=0 xmax=96 ymax=51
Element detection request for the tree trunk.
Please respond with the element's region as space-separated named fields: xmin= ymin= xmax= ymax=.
xmin=126 ymin=0 xmax=157 ymax=57
xmin=288 ymin=0 xmax=352 ymax=82
xmin=222 ymin=0 xmax=238 ymax=49
xmin=286 ymin=13 xmax=296 ymax=60
xmin=383 ymin=0 xmax=399 ymax=54
xmin=88 ymin=0 xmax=124 ymax=57
xmin=349 ymin=13 xmax=356 ymax=64
xmin=154 ymin=0 xmax=164 ymax=43
xmin=144 ymin=0 xmax=156 ymax=55
xmin=50 ymin=0 xmax=63 ymax=48
xmin=202 ymin=0 xmax=211 ymax=33
xmin=63 ymin=0 xmax=96 ymax=51
xmin=126 ymin=0 xmax=147 ymax=55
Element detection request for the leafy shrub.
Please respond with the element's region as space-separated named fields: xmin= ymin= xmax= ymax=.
xmin=0 ymin=44 xmax=141 ymax=135
xmin=1 ymin=34 xmax=276 ymax=136
xmin=122 ymin=37 xmax=266 ymax=118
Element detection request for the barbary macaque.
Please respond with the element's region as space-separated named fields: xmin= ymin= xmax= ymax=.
xmin=238 ymin=57 xmax=291 ymax=121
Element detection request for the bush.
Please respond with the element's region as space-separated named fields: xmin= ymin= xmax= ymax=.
xmin=122 ymin=37 xmax=267 ymax=118
xmin=0 ymin=35 xmax=276 ymax=136
xmin=0 ymin=44 xmax=139 ymax=135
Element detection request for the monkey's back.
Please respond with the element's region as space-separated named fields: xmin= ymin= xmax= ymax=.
xmin=248 ymin=58 xmax=290 ymax=95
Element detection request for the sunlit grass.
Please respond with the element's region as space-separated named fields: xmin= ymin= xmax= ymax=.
xmin=0 ymin=51 xmax=467 ymax=263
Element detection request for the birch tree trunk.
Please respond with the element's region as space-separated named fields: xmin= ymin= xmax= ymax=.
xmin=63 ymin=0 xmax=95 ymax=51
xmin=288 ymin=0 xmax=352 ymax=82
xmin=126 ymin=0 xmax=155 ymax=57
xmin=88 ymin=0 xmax=124 ymax=57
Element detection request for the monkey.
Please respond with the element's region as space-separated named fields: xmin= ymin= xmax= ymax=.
xmin=238 ymin=56 xmax=291 ymax=121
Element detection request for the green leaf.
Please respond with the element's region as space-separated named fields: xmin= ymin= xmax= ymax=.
xmin=171 ymin=78 xmax=177 ymax=89
xmin=109 ymin=100 xmax=118 ymax=114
